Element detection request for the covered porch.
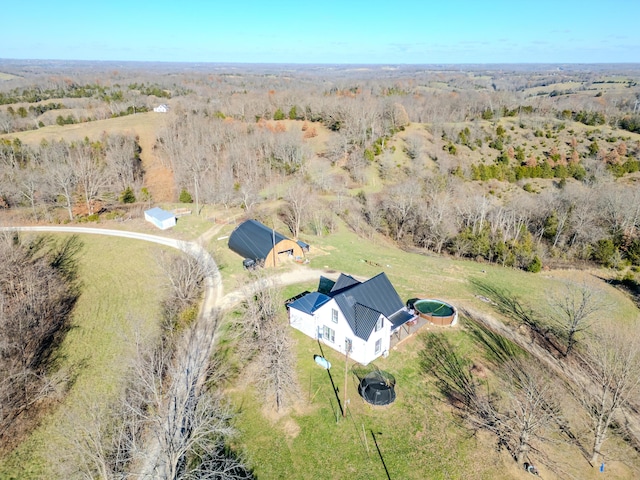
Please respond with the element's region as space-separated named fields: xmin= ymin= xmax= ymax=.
xmin=389 ymin=311 xmax=430 ymax=349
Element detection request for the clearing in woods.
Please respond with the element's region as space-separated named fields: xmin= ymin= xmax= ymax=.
xmin=1 ymin=112 xmax=175 ymax=202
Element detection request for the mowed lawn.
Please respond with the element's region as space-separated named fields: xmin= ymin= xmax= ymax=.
xmin=0 ymin=234 xmax=166 ymax=479
xmin=228 ymin=221 xmax=640 ymax=479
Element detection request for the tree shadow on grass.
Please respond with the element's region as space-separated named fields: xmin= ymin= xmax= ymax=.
xmin=469 ymin=279 xmax=565 ymax=357
xmin=462 ymin=316 xmax=525 ymax=365
xmin=596 ymin=274 xmax=640 ymax=309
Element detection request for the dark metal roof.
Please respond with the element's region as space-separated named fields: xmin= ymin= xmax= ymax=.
xmin=318 ymin=276 xmax=336 ymax=295
xmin=330 ymin=273 xmax=362 ymax=295
xmin=288 ymin=292 xmax=331 ymax=315
xmin=389 ymin=309 xmax=416 ymax=328
xmin=228 ymin=219 xmax=289 ymax=261
xmin=332 ymin=272 xmax=405 ymax=341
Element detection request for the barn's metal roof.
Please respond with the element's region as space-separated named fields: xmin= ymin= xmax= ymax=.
xmin=228 ymin=219 xmax=289 ymax=261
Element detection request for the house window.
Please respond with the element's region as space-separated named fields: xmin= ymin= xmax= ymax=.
xmin=375 ymin=338 xmax=382 ymax=354
xmin=345 ymin=337 xmax=352 ymax=354
xmin=331 ymin=308 xmax=339 ymax=323
xmin=374 ymin=316 xmax=383 ymax=332
xmin=323 ymin=325 xmax=335 ymax=343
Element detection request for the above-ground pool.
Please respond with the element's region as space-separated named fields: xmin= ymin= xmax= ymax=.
xmin=413 ymin=299 xmax=458 ymax=326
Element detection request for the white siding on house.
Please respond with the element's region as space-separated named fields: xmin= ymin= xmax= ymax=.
xmin=289 ymin=309 xmax=316 ymax=339
xmin=289 ymin=295 xmax=395 ymax=365
xmin=359 ymin=315 xmax=391 ymax=365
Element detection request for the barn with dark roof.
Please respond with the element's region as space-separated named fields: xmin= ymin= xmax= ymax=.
xmin=228 ymin=219 xmax=306 ymax=268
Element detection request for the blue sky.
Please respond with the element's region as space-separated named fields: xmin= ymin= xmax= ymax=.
xmin=2 ymin=0 xmax=639 ymax=64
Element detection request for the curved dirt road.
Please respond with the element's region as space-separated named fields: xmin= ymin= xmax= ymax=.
xmin=1 ymin=225 xmax=222 ymax=478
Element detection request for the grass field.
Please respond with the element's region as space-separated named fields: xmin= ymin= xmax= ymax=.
xmin=226 ymin=220 xmax=640 ymax=480
xmin=0 ymin=234 xmax=166 ymax=479
xmin=2 ymin=100 xmax=640 ymax=476
xmin=1 ymin=217 xmax=637 ymax=478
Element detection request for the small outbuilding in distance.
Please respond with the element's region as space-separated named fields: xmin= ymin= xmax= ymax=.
xmin=228 ymin=219 xmax=306 ymax=268
xmin=144 ymin=207 xmax=177 ymax=230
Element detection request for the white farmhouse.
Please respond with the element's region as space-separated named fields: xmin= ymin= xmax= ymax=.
xmin=288 ymin=272 xmax=416 ymax=365
xmin=153 ymin=104 xmax=169 ymax=113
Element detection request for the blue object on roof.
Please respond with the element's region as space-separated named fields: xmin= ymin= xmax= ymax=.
xmin=288 ymin=292 xmax=331 ymax=315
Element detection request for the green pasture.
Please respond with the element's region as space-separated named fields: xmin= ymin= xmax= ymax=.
xmin=2 ymin=216 xmax=639 ymax=478
xmin=0 ymin=234 xmax=166 ymax=479
xmin=229 ymin=221 xmax=640 ymax=479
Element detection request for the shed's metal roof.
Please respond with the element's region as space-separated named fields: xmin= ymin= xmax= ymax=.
xmin=145 ymin=207 xmax=175 ymax=222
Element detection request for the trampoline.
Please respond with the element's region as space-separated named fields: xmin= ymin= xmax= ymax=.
xmin=359 ymin=370 xmax=396 ymax=406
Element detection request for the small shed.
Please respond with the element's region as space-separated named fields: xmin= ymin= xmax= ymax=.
xmin=144 ymin=207 xmax=176 ymax=230
xmin=153 ymin=104 xmax=169 ymax=113
xmin=228 ymin=219 xmax=305 ymax=268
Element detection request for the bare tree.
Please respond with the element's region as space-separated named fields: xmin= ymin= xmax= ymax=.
xmin=499 ymin=359 xmax=560 ymax=464
xmin=14 ymin=162 xmax=45 ymax=220
xmin=281 ymin=181 xmax=312 ymax=239
xmin=380 ymin=182 xmax=421 ymax=242
xmin=42 ymin=141 xmax=77 ymax=221
xmin=421 ymin=331 xmax=560 ymax=467
xmin=236 ymin=273 xmax=299 ymax=412
xmin=547 ymin=281 xmax=605 ymax=357
xmin=105 ymin=134 xmax=142 ymax=194
xmin=403 ymin=132 xmax=425 ymax=161
xmin=61 ymin=316 xmax=251 ymax=480
xmin=0 ymin=233 xmax=80 ymax=447
xmin=70 ymin=141 xmax=110 ymax=215
xmin=155 ymin=246 xmax=215 ymax=328
xmin=575 ymin=323 xmax=640 ymax=465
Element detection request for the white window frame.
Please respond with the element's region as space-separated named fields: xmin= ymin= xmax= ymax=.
xmin=375 ymin=338 xmax=382 ymax=354
xmin=331 ymin=308 xmax=339 ymax=324
xmin=374 ymin=316 xmax=383 ymax=332
xmin=323 ymin=325 xmax=335 ymax=343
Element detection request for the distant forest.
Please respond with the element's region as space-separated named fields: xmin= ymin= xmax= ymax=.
xmin=1 ymin=61 xmax=640 ymax=275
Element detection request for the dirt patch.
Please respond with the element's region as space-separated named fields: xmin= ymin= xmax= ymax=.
xmin=281 ymin=419 xmax=301 ymax=440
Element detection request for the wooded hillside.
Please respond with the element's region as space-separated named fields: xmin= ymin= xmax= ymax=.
xmin=1 ymin=61 xmax=640 ymax=479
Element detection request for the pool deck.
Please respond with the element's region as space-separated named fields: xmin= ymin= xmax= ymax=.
xmin=390 ymin=314 xmax=433 ymax=350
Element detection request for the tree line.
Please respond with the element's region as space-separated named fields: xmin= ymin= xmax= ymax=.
xmin=0 ymin=233 xmax=81 ymax=453
xmin=0 ymin=134 xmax=143 ymax=219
